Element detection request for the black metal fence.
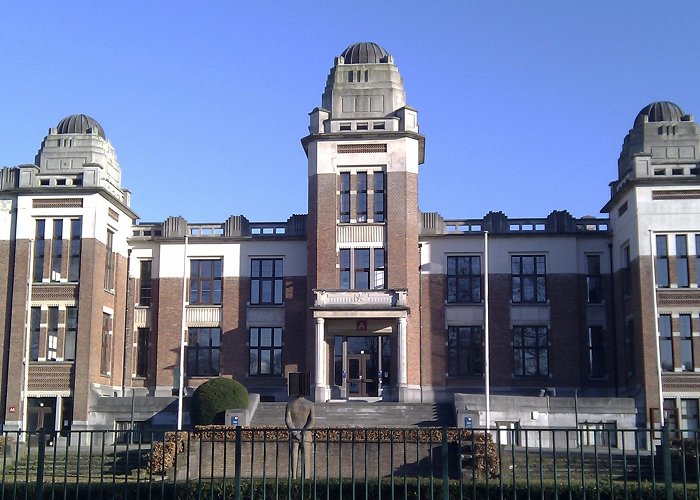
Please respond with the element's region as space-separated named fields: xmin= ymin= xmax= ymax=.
xmin=0 ymin=425 xmax=698 ymax=499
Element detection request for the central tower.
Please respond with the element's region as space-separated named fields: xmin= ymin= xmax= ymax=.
xmin=302 ymin=42 xmax=425 ymax=402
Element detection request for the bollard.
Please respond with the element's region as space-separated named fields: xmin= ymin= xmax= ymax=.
xmin=35 ymin=428 xmax=46 ymax=499
xmin=661 ymin=423 xmax=673 ymax=500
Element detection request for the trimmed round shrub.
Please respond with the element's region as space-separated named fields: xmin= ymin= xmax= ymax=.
xmin=189 ymin=377 xmax=249 ymax=426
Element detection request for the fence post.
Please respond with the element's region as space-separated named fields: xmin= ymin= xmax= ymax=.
xmin=661 ymin=422 xmax=673 ymax=500
xmin=35 ymin=428 xmax=46 ymax=498
xmin=234 ymin=425 xmax=242 ymax=500
xmin=442 ymin=426 xmax=449 ymax=500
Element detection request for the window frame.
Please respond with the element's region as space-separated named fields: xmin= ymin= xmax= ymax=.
xmin=511 ymin=255 xmax=546 ymax=303
xmin=250 ymin=258 xmax=283 ymax=305
xmin=586 ymin=254 xmax=602 ymax=304
xmin=357 ymin=171 xmax=368 ymax=222
xmin=249 ymin=327 xmax=283 ymax=376
xmin=138 ymin=260 xmax=153 ymax=306
xmin=659 ymin=314 xmax=673 ymax=371
xmin=29 ymin=307 xmax=41 ymax=361
xmin=513 ymin=325 xmax=549 ymax=377
xmin=47 ymin=306 xmax=58 ymax=360
xmin=64 ymin=306 xmax=78 ymax=362
xmin=68 ymin=219 xmax=81 ymax=282
xmin=104 ymin=230 xmax=115 ymax=291
xmin=680 ymin=314 xmax=694 ymax=371
xmin=339 ymin=247 xmax=386 ymax=290
xmin=656 ymin=235 xmax=670 ymax=288
xmin=135 ymin=327 xmax=149 ymax=378
xmin=676 ymin=235 xmax=689 ymax=288
xmin=339 ymin=172 xmax=351 ymax=223
xmin=50 ymin=220 xmax=63 ymax=281
xmin=373 ymin=171 xmax=385 ymax=222
xmin=446 ymin=255 xmax=481 ymax=304
xmin=33 ymin=219 xmax=46 ymax=283
xmin=588 ymin=326 xmax=606 ymax=379
xmin=186 ymin=327 xmax=221 ymax=377
xmin=447 ymin=326 xmax=483 ymax=376
xmin=100 ymin=313 xmax=113 ymax=375
xmin=189 ymin=259 xmax=223 ymax=305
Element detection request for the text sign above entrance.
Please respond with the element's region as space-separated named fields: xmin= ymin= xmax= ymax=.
xmin=356 ymin=320 xmax=367 ymax=331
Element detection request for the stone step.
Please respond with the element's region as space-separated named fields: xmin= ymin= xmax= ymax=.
xmin=251 ymin=402 xmax=454 ymax=428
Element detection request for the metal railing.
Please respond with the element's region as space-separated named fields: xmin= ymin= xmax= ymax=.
xmin=0 ymin=425 xmax=697 ymax=499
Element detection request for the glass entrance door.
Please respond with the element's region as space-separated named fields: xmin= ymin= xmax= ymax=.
xmin=347 ymin=353 xmax=375 ymax=397
xmin=333 ymin=334 xmax=391 ymax=399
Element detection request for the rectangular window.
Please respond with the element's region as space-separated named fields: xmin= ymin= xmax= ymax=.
xmin=513 ymin=326 xmax=548 ymax=376
xmin=340 ymin=249 xmax=351 ymax=289
xmin=187 ymin=327 xmax=220 ymax=376
xmin=357 ymin=171 xmax=367 ymax=222
xmin=64 ymin=307 xmax=77 ymax=361
xmin=622 ymin=245 xmax=632 ymax=296
xmin=100 ymin=313 xmax=112 ymax=375
xmin=33 ymin=219 xmax=45 ymax=283
xmin=339 ymin=172 xmax=350 ymax=223
xmin=354 ymin=249 xmax=370 ymax=290
xmin=680 ymin=314 xmax=693 ymax=371
xmin=339 ymin=248 xmax=385 ymax=290
xmin=104 ymin=230 xmax=115 ymax=290
xmin=51 ymin=220 xmax=63 ymax=281
xmin=677 ymin=235 xmax=689 ymax=287
xmin=249 ymin=327 xmax=282 ymax=376
xmin=190 ymin=259 xmax=223 ymax=305
xmin=374 ymin=171 xmax=385 ymax=222
xmin=696 ymin=235 xmax=700 ymax=286
xmin=681 ymin=399 xmax=700 ymax=438
xmin=250 ymin=258 xmax=283 ymax=305
xmin=68 ymin=219 xmax=81 ymax=281
xmin=30 ymin=307 xmax=41 ymax=361
xmin=586 ymin=255 xmax=602 ymax=304
xmin=139 ymin=260 xmax=152 ymax=306
xmin=511 ymin=256 xmax=546 ymax=303
xmin=581 ymin=422 xmax=618 ymax=447
xmin=656 ymin=235 xmax=670 ymax=288
xmin=588 ymin=326 xmax=605 ymax=378
xmin=659 ymin=314 xmax=673 ymax=371
xmin=47 ymin=307 xmax=58 ymax=360
xmin=625 ymin=319 xmax=636 ymax=377
xmin=447 ymin=256 xmax=481 ymax=303
xmin=373 ymin=248 xmax=386 ymax=290
xmin=135 ymin=327 xmax=149 ymax=377
xmin=447 ymin=326 xmax=483 ymax=376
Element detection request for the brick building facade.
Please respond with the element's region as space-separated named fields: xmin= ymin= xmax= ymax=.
xmin=1 ymin=43 xmax=699 ymax=436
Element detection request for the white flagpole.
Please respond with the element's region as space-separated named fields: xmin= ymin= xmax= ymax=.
xmin=21 ymin=239 xmax=35 ymax=437
xmin=649 ymin=230 xmax=664 ymax=427
xmin=484 ymin=231 xmax=490 ymax=430
xmin=177 ymin=235 xmax=189 ymax=430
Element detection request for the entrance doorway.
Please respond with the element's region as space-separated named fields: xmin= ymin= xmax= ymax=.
xmin=347 ymin=353 xmax=375 ymax=397
xmin=27 ymin=397 xmax=56 ymax=445
xmin=333 ymin=335 xmax=391 ymax=398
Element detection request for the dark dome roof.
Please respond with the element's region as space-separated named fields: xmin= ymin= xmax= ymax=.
xmin=340 ymin=42 xmax=390 ymax=64
xmin=634 ymin=101 xmax=685 ymax=127
xmin=56 ymin=114 xmax=105 ymax=139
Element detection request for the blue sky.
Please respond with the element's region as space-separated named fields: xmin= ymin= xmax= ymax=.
xmin=1 ymin=2 xmax=698 ymax=223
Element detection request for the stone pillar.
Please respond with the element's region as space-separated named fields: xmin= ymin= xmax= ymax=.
xmin=313 ymin=317 xmax=328 ymax=401
xmin=397 ymin=317 xmax=408 ymax=399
